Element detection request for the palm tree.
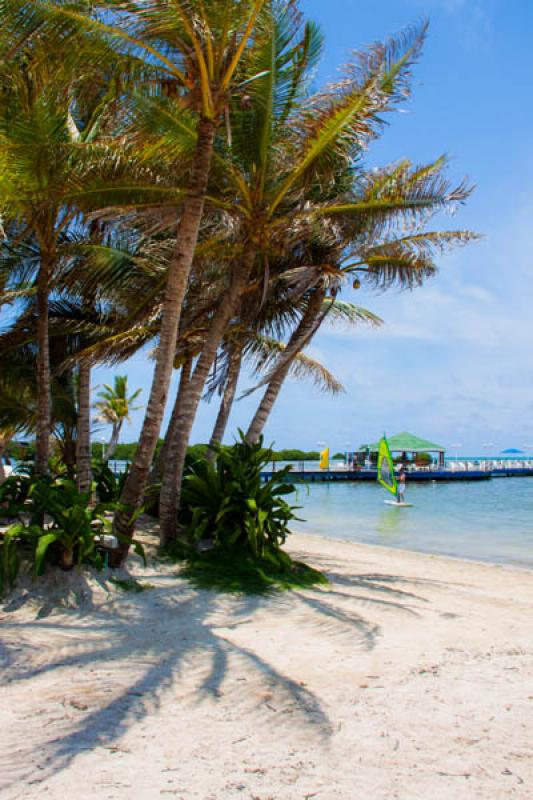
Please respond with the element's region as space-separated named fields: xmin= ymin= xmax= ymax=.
xmin=0 ymin=26 xmax=132 ymax=475
xmin=157 ymin=21 xmax=443 ymax=542
xmin=207 ymin=349 xmax=244 ymax=453
xmin=244 ymin=159 xmax=477 ymax=442
xmin=0 ymin=3 xmax=479 ymax=564
xmin=43 ymin=0 xmax=268 ymax=539
xmin=94 ymin=376 xmax=142 ymax=461
xmin=75 ymin=361 xmax=92 ymax=492
xmin=207 ymin=332 xmax=349 ymax=452
xmin=0 ymin=360 xmax=33 ymax=483
xmin=3 ymin=0 xmax=267 ymax=536
xmin=0 ymin=333 xmax=80 ymax=477
xmin=0 ymin=65 xmax=65 ymax=474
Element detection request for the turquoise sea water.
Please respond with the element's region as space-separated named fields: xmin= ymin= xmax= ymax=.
xmin=291 ymin=478 xmax=533 ymax=568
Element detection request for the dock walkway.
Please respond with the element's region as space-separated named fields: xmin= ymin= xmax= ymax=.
xmin=260 ymin=466 xmax=533 ymax=483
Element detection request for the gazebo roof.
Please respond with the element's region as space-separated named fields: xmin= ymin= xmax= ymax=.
xmin=360 ymin=432 xmax=446 ymax=454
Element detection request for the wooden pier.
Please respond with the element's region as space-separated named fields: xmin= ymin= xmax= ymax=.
xmin=260 ymin=466 xmax=533 ymax=483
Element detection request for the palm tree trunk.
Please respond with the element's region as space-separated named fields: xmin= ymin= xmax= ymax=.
xmin=76 ymin=362 xmax=92 ymax=493
xmin=207 ymin=349 xmax=243 ymax=457
xmin=159 ymin=261 xmax=251 ymax=545
xmin=249 ymin=289 xmax=326 ymax=394
xmin=245 ymin=366 xmax=290 ymax=444
xmin=146 ymin=358 xmax=193 ymax=490
xmin=104 ymin=423 xmax=121 ymax=462
xmin=246 ymin=290 xmax=326 ymax=444
xmin=35 ymin=256 xmax=52 ymax=476
xmin=113 ymin=117 xmax=216 ymax=552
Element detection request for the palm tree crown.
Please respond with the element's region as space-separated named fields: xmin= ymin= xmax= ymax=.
xmin=94 ymin=375 xmax=142 ymax=460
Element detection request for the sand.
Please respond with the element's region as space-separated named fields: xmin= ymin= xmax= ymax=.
xmin=1 ymin=525 xmax=532 ymax=800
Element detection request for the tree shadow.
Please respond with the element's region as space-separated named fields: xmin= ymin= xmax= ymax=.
xmin=0 ymin=546 xmax=437 ymax=793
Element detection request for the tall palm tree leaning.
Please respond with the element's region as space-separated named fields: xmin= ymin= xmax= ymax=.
xmin=206 ymin=327 xmax=354 ymax=453
xmin=94 ymin=376 xmax=142 ymax=461
xmin=4 ymin=0 xmax=269 ymax=544
xmin=157 ymin=4 xmax=326 ymax=541
xmin=245 ymin=158 xmax=476 ymax=442
xmin=0 ymin=49 xmax=75 ymax=475
xmin=118 ymin=2 xmax=268 ymax=545
xmin=0 ymin=13 xmax=130 ymax=475
xmin=157 ymin=20 xmax=443 ymax=542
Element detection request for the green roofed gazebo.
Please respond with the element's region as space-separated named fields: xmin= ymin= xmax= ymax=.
xmin=359 ymin=432 xmax=446 ymax=468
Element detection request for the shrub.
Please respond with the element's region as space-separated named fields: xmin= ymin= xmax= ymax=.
xmin=180 ymin=433 xmax=299 ymax=558
xmin=173 ymin=433 xmax=327 ymax=594
xmin=93 ymin=461 xmax=130 ymax=503
xmin=0 ymin=470 xmax=32 ymax=518
xmin=1 ymin=476 xmax=146 ymax=593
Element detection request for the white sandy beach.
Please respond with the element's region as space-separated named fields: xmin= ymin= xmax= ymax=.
xmin=1 ymin=525 xmax=532 ymax=800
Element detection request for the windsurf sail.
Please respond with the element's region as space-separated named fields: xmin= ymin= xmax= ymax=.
xmin=377 ymin=436 xmax=398 ymax=497
xmin=319 ymin=447 xmax=330 ymax=469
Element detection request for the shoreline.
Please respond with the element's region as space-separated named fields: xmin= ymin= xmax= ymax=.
xmin=291 ymin=527 xmax=533 ymax=575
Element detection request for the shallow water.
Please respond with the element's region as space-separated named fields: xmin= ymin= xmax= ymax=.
xmin=291 ymin=477 xmax=533 ymax=568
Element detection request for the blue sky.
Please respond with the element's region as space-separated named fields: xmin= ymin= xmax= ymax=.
xmin=94 ymin=0 xmax=533 ymax=456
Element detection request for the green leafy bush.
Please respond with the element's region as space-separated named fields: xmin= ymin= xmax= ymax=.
xmin=0 ymin=471 xmax=32 ymax=518
xmin=172 ymin=434 xmax=328 ymax=594
xmin=93 ymin=461 xmax=130 ymax=503
xmin=26 ymin=478 xmax=115 ymax=570
xmin=1 ymin=476 xmax=146 ymax=592
xmin=180 ymin=433 xmax=299 ymax=558
xmin=0 ymin=523 xmax=31 ymax=594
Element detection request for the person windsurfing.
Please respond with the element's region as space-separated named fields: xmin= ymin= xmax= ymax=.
xmin=377 ymin=436 xmax=412 ymax=507
xmin=397 ymin=465 xmax=406 ymax=503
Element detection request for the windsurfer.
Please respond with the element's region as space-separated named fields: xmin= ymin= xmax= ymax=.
xmin=397 ymin=466 xmax=406 ymax=503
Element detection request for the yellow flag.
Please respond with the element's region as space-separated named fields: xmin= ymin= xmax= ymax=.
xmin=319 ymin=447 xmax=329 ymax=469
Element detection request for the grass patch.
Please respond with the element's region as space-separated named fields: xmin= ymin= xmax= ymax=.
xmin=109 ymin=577 xmax=154 ymax=593
xmin=177 ymin=548 xmax=328 ymax=595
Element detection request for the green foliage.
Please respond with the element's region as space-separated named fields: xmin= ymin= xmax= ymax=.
xmin=4 ymin=440 xmax=33 ymax=460
xmin=270 ymin=449 xmax=320 ymax=462
xmin=0 ymin=476 xmax=146 ymax=592
xmin=93 ymin=441 xmax=322 ymax=464
xmin=93 ymin=460 xmax=130 ymax=503
xmin=0 ymin=522 xmax=35 ymax=594
xmin=185 ymin=443 xmax=210 ymax=465
xmin=0 ymin=471 xmax=32 ymax=518
xmin=180 ymin=433 xmax=299 ymax=558
xmin=25 ymin=478 xmax=115 ymax=572
xmin=180 ymin=548 xmax=328 ymax=595
xmin=169 ymin=434 xmax=329 ymax=594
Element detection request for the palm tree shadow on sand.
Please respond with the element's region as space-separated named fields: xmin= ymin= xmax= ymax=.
xmin=0 ymin=550 xmax=443 ymax=793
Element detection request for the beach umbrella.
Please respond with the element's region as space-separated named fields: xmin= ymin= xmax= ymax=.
xmin=500 ymin=448 xmax=525 ymax=454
